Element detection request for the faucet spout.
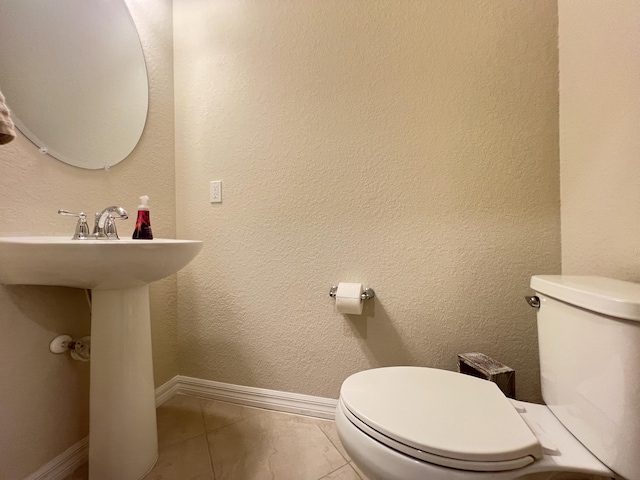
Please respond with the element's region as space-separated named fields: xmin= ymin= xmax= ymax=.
xmin=95 ymin=206 xmax=128 ymax=239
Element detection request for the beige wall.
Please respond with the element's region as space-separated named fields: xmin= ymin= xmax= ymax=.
xmin=174 ymin=0 xmax=560 ymax=404
xmin=0 ymin=1 xmax=175 ymax=478
xmin=559 ymin=0 xmax=640 ymax=280
xmin=0 ymin=1 xmax=562 ymax=475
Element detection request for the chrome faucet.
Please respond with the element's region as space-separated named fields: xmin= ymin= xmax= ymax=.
xmin=93 ymin=206 xmax=128 ymax=240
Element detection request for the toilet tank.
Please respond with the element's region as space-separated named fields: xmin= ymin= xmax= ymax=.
xmin=531 ymin=275 xmax=640 ymax=480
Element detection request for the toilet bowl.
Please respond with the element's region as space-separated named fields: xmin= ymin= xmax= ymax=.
xmin=336 ymin=275 xmax=640 ymax=480
xmin=336 ymin=366 xmax=614 ymax=480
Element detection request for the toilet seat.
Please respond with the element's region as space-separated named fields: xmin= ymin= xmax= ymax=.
xmin=340 ymin=367 xmax=543 ymax=472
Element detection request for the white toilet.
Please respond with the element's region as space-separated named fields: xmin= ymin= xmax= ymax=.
xmin=336 ymin=276 xmax=640 ymax=480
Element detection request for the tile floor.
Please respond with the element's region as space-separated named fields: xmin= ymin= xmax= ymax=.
xmin=64 ymin=394 xmax=369 ymax=480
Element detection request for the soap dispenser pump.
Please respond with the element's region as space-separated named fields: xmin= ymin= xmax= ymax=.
xmin=132 ymin=195 xmax=153 ymax=240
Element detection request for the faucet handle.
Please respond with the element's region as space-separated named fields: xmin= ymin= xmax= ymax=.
xmin=57 ymin=210 xmax=91 ymax=240
xmin=103 ymin=215 xmax=121 ymax=239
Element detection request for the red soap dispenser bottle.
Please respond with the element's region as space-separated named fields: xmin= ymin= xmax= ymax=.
xmin=132 ymin=195 xmax=153 ymax=240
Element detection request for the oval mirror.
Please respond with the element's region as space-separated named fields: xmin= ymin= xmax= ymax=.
xmin=0 ymin=0 xmax=149 ymax=170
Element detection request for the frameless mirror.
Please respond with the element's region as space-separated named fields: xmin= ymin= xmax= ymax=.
xmin=0 ymin=0 xmax=149 ymax=170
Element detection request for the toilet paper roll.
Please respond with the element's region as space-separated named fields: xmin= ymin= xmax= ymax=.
xmin=335 ymin=282 xmax=364 ymax=315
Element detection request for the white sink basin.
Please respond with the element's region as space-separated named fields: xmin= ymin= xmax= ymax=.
xmin=0 ymin=235 xmax=202 ymax=480
xmin=0 ymin=236 xmax=202 ymax=289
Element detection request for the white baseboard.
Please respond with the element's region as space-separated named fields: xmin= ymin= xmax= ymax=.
xmin=175 ymin=375 xmax=338 ymax=420
xmin=27 ymin=376 xmax=337 ymax=479
xmin=24 ymin=437 xmax=88 ymax=480
xmin=155 ymin=374 xmax=180 ymax=407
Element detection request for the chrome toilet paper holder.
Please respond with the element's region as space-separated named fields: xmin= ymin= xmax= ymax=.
xmin=329 ymin=285 xmax=375 ymax=301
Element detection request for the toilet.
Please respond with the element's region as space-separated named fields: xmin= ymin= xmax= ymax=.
xmin=336 ymin=276 xmax=640 ymax=480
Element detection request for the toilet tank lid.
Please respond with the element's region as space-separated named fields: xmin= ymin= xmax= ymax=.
xmin=531 ymin=275 xmax=640 ymax=321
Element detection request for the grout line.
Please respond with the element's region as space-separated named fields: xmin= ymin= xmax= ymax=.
xmin=309 ymin=421 xmax=350 ymax=480
xmin=316 ymin=422 xmax=350 ymax=464
xmin=349 ymin=462 xmax=366 ymax=480
xmin=316 ymin=463 xmax=345 ymax=480
xmin=199 ymin=398 xmax=259 ymax=434
xmin=200 ymin=399 xmax=216 ymax=480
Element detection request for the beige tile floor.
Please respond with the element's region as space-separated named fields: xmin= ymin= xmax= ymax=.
xmin=64 ymin=394 xmax=369 ymax=480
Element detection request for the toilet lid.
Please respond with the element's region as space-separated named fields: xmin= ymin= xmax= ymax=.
xmin=340 ymin=367 xmax=542 ymax=471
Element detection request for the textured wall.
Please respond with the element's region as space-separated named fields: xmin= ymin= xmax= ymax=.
xmin=559 ymin=1 xmax=640 ymax=280
xmin=174 ymin=0 xmax=560 ymax=404
xmin=0 ymin=1 xmax=175 ymax=477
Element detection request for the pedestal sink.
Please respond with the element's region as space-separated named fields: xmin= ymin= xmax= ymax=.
xmin=0 ymin=236 xmax=203 ymax=480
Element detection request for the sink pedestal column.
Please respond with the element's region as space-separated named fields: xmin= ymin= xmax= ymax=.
xmin=89 ymin=285 xmax=158 ymax=480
